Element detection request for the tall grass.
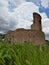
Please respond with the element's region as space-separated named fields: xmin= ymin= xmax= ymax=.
xmin=0 ymin=42 xmax=49 ymax=65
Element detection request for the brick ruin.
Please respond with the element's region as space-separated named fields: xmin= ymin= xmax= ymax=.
xmin=5 ymin=12 xmax=46 ymax=44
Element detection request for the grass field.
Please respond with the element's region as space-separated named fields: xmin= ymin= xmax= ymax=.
xmin=0 ymin=42 xmax=49 ymax=65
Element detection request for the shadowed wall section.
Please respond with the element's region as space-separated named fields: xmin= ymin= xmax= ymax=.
xmin=5 ymin=12 xmax=46 ymax=45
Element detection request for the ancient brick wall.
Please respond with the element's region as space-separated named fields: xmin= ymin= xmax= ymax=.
xmin=5 ymin=12 xmax=46 ymax=44
xmin=5 ymin=30 xmax=45 ymax=44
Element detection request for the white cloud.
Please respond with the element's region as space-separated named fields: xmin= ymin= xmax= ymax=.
xmin=9 ymin=2 xmax=39 ymax=30
xmin=9 ymin=0 xmax=26 ymax=7
xmin=42 ymin=18 xmax=49 ymax=34
xmin=15 ymin=18 xmax=32 ymax=29
xmin=0 ymin=1 xmax=39 ymax=33
xmin=0 ymin=0 xmax=8 ymax=7
xmin=14 ymin=2 xmax=39 ymax=21
xmin=40 ymin=13 xmax=49 ymax=34
xmin=41 ymin=0 xmax=49 ymax=8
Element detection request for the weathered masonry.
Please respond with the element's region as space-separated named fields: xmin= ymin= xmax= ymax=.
xmin=5 ymin=12 xmax=46 ymax=44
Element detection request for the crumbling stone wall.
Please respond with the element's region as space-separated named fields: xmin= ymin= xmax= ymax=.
xmin=5 ymin=12 xmax=46 ymax=44
xmin=31 ymin=12 xmax=42 ymax=31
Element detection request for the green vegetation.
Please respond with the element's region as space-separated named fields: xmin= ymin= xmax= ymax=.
xmin=0 ymin=42 xmax=49 ymax=65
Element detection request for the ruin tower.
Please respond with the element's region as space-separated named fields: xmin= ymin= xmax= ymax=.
xmin=31 ymin=12 xmax=46 ymax=44
xmin=31 ymin=12 xmax=42 ymax=31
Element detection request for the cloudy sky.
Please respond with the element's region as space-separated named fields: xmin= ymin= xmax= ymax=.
xmin=0 ymin=0 xmax=49 ymax=40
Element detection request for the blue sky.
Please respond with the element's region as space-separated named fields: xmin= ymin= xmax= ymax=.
xmin=0 ymin=0 xmax=49 ymax=40
xmin=27 ymin=0 xmax=49 ymax=17
xmin=9 ymin=0 xmax=49 ymax=18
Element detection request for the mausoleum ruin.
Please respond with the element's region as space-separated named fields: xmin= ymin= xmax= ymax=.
xmin=5 ymin=12 xmax=46 ymax=44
